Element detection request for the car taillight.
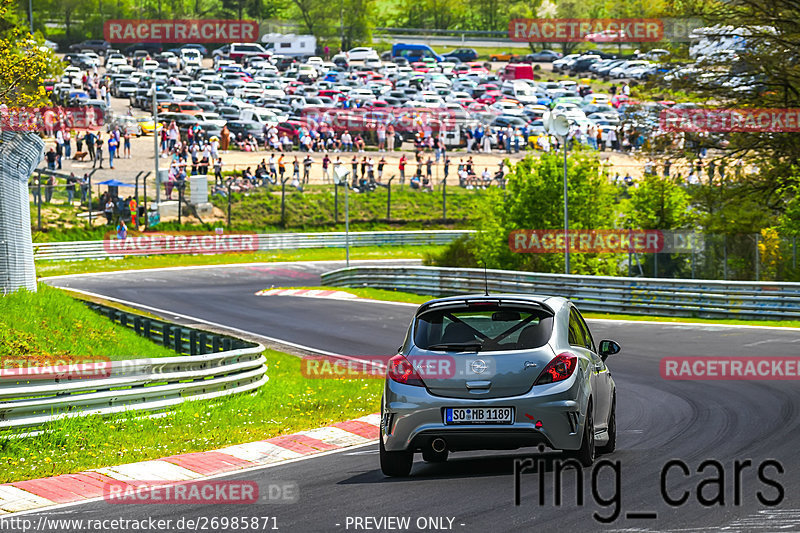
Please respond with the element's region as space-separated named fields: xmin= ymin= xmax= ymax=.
xmin=388 ymin=354 xmax=426 ymax=387
xmin=534 ymin=352 xmax=578 ymax=385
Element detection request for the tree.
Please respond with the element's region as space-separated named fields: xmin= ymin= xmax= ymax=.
xmin=0 ymin=0 xmax=61 ymax=109
xmin=438 ymin=151 xmax=622 ymax=276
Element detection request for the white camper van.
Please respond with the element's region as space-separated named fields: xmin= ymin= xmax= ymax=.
xmin=260 ymin=33 xmax=317 ymax=59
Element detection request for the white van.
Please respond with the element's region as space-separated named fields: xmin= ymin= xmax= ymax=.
xmin=239 ymin=107 xmax=279 ymax=126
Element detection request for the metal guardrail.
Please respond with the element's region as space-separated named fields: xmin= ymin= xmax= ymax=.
xmin=321 ymin=265 xmax=800 ymax=320
xmin=0 ymin=302 xmax=267 ymax=432
xmin=32 ymin=230 xmax=473 ymax=261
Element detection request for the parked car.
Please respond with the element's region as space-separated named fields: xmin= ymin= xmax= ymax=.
xmin=525 ymin=50 xmax=562 ymax=62
xmin=69 ymin=39 xmax=111 ymax=54
xmin=442 ymin=48 xmax=479 ymax=62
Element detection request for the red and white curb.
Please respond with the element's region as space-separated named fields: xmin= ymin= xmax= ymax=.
xmin=0 ymin=413 xmax=380 ymax=515
xmin=255 ymin=288 xmax=358 ymax=299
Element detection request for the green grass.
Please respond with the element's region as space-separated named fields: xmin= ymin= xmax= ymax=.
xmin=36 ymin=245 xmax=445 ymax=278
xmin=280 ymin=286 xmax=800 ymax=328
xmin=31 ymin=183 xmax=483 ymax=242
xmin=0 ymin=349 xmax=382 ymax=483
xmin=211 ymin=185 xmax=482 ymax=229
xmin=0 ymin=285 xmax=177 ymax=364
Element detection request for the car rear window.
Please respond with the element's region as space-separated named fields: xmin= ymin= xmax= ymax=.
xmin=414 ymin=305 xmax=553 ymax=352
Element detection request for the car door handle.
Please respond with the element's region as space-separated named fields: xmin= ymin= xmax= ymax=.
xmin=466 ymin=380 xmax=491 ymax=390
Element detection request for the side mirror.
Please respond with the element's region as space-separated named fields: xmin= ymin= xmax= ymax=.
xmin=598 ymin=340 xmax=621 ymax=361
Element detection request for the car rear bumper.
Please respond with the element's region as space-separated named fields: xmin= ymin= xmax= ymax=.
xmin=382 ymin=377 xmax=588 ymax=453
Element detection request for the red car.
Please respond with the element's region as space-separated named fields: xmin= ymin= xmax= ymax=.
xmin=476 ymin=90 xmax=502 ymax=104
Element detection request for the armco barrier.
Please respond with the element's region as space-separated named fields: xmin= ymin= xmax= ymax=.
xmin=32 ymin=230 xmax=473 ymax=261
xmin=0 ymin=302 xmax=266 ymax=432
xmin=320 ymin=265 xmax=800 ymax=320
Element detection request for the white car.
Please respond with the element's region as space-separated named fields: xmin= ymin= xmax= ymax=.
xmin=261 ymin=83 xmax=286 ymax=99
xmin=205 ymin=83 xmax=228 ymax=101
xmin=364 ymin=57 xmax=382 ymax=69
xmin=234 ymin=82 xmax=265 ymax=99
xmin=188 ymin=81 xmax=207 ymax=94
xmin=347 ymin=47 xmax=379 ymax=62
xmin=181 ymin=50 xmax=203 ymax=70
xmin=167 ymin=86 xmax=189 ymax=101
xmin=491 ymin=100 xmax=524 ymax=115
xmin=141 ymin=60 xmax=159 ymax=72
xmin=195 ymin=112 xmax=228 ymax=128
xmin=381 ymin=62 xmax=399 ymax=76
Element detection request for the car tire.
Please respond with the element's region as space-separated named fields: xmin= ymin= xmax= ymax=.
xmin=568 ymin=403 xmax=595 ymax=467
xmin=379 ymin=436 xmax=413 ymax=477
xmin=422 ymin=448 xmax=449 ymax=463
xmin=598 ymin=395 xmax=616 ymax=454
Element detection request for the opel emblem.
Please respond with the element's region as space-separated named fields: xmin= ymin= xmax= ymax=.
xmin=471 ymin=359 xmax=488 ymax=374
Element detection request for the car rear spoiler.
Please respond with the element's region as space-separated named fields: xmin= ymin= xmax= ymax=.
xmin=416 ymin=297 xmax=554 ymax=317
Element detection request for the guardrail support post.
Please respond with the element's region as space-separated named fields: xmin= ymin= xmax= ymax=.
xmin=134 ymin=316 xmax=141 ymax=335
xmin=162 ymin=325 xmax=171 ymax=346
xmin=174 ymin=328 xmax=183 ymax=353
xmin=212 ymin=336 xmax=221 ymax=352
xmin=189 ymin=330 xmax=198 ymax=355
xmin=223 ymin=338 xmax=232 ymax=351
xmin=199 ymin=333 xmax=208 ymax=354
xmin=144 ymin=319 xmax=151 ymax=339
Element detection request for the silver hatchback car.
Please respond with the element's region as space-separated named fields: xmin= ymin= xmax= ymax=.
xmin=380 ymin=294 xmax=620 ymax=476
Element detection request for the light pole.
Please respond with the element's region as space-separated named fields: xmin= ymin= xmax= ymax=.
xmin=333 ymin=164 xmax=351 ymax=266
xmin=545 ymin=112 xmax=571 ymax=274
xmin=152 ymin=81 xmax=160 ymax=205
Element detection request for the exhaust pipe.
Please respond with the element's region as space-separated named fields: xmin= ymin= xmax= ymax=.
xmin=431 ymin=438 xmax=447 ymax=453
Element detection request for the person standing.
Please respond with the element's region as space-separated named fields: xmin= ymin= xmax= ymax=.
xmin=108 ymin=135 xmax=118 ymax=169
xmin=104 ymin=198 xmax=115 ymax=225
xmin=45 ymin=174 xmax=55 ymax=203
xmin=64 ymin=129 xmax=72 ymax=160
xmin=85 ymin=130 xmax=96 ymax=161
xmin=398 ymin=154 xmax=406 ymax=184
xmin=94 ymin=134 xmax=104 ymax=169
xmin=425 ymin=156 xmax=433 ymax=180
xmin=66 ymin=173 xmax=77 ymax=204
xmin=386 ymin=124 xmax=395 ymax=151
xmin=55 ymin=127 xmax=64 ymax=169
xmin=377 ymin=157 xmax=386 ymax=182
xmin=123 ymin=130 xmax=131 ymax=158
xmin=80 ymin=173 xmax=89 ymax=204
xmin=322 ymin=153 xmax=330 ymax=182
xmin=278 ymin=154 xmax=286 ymax=181
xmin=45 ymin=148 xmax=57 ymax=170
xmin=302 ymin=154 xmax=312 ymax=184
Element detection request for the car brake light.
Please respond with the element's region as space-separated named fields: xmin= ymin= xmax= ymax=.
xmin=388 ymin=354 xmax=426 ymax=387
xmin=534 ymin=352 xmax=578 ymax=385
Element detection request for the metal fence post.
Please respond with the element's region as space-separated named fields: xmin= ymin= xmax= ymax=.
xmin=794 ymin=235 xmax=797 ymax=270
xmin=177 ymin=186 xmax=183 ymax=227
xmin=386 ymin=177 xmax=393 ymax=220
xmin=280 ymin=177 xmax=288 ymax=227
xmin=37 ymin=175 xmax=42 ymax=231
xmin=442 ymin=177 xmax=447 ymax=221
xmin=334 ymin=183 xmax=339 ymax=224
xmin=654 ymin=252 xmax=658 ymax=278
xmin=226 ymin=181 xmax=232 ymax=228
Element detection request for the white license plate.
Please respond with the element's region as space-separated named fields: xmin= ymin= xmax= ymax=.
xmin=444 ymin=407 xmax=514 ymax=425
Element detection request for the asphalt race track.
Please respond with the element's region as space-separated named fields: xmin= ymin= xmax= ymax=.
xmin=31 ymin=260 xmax=800 ymax=533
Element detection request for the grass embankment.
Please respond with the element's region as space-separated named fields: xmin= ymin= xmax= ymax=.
xmin=36 ymin=245 xmax=445 ymax=278
xmin=277 ymin=286 xmax=800 ymax=329
xmin=31 ymin=184 xmax=484 ymax=242
xmin=0 ymin=285 xmax=176 ymax=364
xmin=0 ymin=349 xmax=382 ymax=482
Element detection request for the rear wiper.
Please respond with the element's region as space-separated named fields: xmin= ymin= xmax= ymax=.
xmin=426 ymin=341 xmax=484 ymax=352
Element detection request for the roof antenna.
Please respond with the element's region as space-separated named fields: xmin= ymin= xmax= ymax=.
xmin=481 ymin=260 xmax=489 ymax=296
